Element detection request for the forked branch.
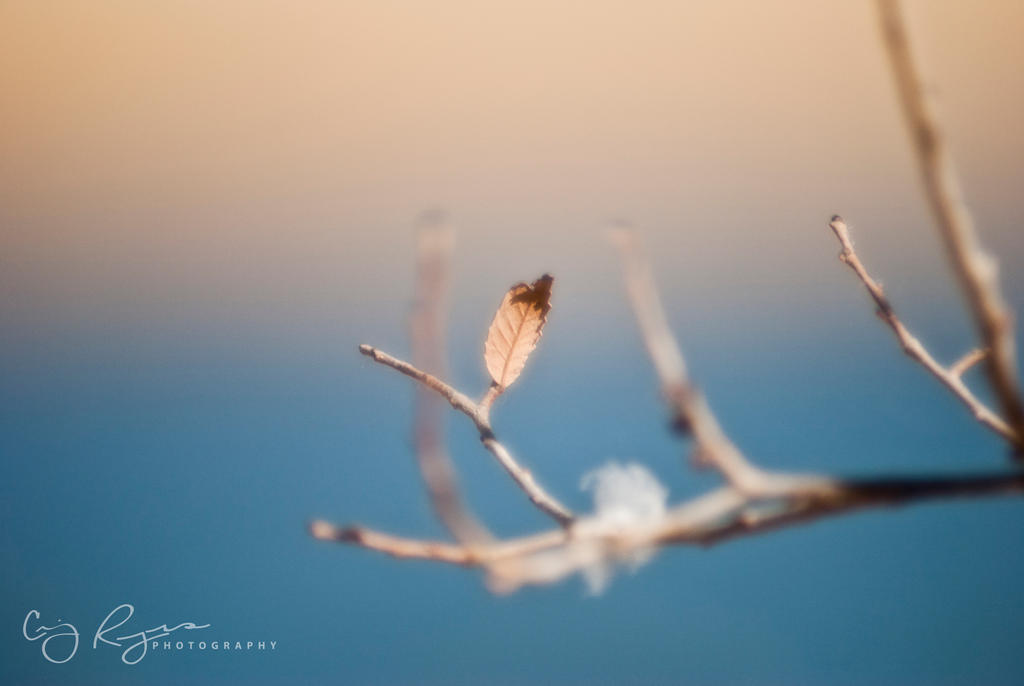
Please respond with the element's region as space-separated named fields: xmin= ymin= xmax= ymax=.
xmin=828 ymin=215 xmax=1016 ymax=444
xmin=310 ymin=0 xmax=1024 ymax=592
xmin=312 ymin=227 xmax=1023 ymax=593
xmin=358 ymin=344 xmax=574 ymax=526
xmin=877 ymin=0 xmax=1024 ymax=452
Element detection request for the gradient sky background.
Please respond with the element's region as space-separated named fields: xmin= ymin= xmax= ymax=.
xmin=2 ymin=1 xmax=1024 ymax=684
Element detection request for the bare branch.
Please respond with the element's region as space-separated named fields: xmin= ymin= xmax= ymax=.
xmin=610 ymin=229 xmax=771 ymax=493
xmin=326 ymin=139 xmax=1023 ymax=592
xmin=408 ymin=218 xmax=492 ymax=545
xmin=673 ymin=471 xmax=1024 ymax=547
xmin=358 ymin=344 xmax=574 ymax=526
xmin=828 ymin=216 xmax=1016 ymax=444
xmin=877 ymin=0 xmax=1024 ymax=452
xmin=312 ymin=470 xmax=1024 ymax=590
xmin=323 ymin=222 xmax=1024 ymax=593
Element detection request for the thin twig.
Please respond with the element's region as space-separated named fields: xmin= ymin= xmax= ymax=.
xmin=310 ymin=519 xmax=569 ymax=566
xmin=950 ymin=348 xmax=988 ymax=379
xmin=479 ymin=384 xmax=502 ymax=414
xmin=877 ymin=0 xmax=1024 ymax=452
xmin=309 ymin=520 xmax=482 ymax=565
xmin=408 ymin=218 xmax=492 ymax=545
xmin=478 ymin=435 xmax=573 ymax=526
xmin=610 ymin=229 xmax=771 ymax=493
xmin=358 ymin=344 xmax=478 ymax=418
xmin=828 ymin=216 xmax=1016 ymax=444
xmin=359 ymin=344 xmax=574 ymax=526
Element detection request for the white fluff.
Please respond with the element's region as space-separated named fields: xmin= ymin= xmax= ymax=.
xmin=578 ymin=461 xmax=669 ymax=594
xmin=581 ymin=461 xmax=669 ymax=527
xmin=486 ymin=461 xmax=671 ymax=595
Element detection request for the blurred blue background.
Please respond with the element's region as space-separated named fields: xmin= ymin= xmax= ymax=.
xmin=3 ymin=1 xmax=1024 ymax=683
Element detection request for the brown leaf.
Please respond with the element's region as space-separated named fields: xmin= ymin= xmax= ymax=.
xmin=484 ymin=274 xmax=554 ymax=390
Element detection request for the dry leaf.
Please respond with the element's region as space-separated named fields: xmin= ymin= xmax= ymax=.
xmin=484 ymin=274 xmax=554 ymax=390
